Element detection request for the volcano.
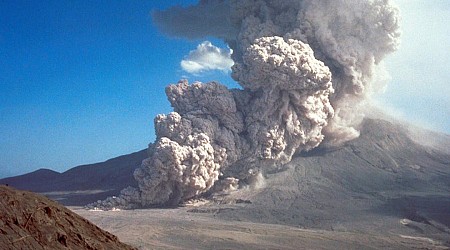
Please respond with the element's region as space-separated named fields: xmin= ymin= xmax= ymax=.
xmin=2 ymin=117 xmax=450 ymax=248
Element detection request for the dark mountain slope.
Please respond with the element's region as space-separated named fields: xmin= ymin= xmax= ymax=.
xmin=0 ymin=149 xmax=147 ymax=205
xmin=0 ymin=169 xmax=61 ymax=192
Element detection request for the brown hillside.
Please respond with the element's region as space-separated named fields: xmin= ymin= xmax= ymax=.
xmin=0 ymin=185 xmax=135 ymax=250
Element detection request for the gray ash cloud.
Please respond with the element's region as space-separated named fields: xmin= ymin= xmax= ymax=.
xmin=89 ymin=0 xmax=400 ymax=209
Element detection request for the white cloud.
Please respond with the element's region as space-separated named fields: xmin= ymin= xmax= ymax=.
xmin=181 ymin=41 xmax=234 ymax=74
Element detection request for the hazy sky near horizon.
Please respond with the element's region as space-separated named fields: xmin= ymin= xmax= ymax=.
xmin=1 ymin=0 xmax=449 ymax=178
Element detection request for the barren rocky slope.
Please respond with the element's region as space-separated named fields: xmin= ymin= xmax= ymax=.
xmin=201 ymin=118 xmax=450 ymax=246
xmin=0 ymin=185 xmax=135 ymax=250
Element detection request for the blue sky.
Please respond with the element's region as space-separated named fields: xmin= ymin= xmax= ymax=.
xmin=0 ymin=0 xmax=449 ymax=178
xmin=375 ymin=0 xmax=450 ymax=132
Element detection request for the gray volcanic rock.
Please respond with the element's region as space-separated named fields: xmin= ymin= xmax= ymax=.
xmin=194 ymin=118 xmax=450 ymax=245
xmin=0 ymin=185 xmax=135 ymax=250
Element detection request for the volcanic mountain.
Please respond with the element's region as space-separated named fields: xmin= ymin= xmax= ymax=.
xmin=2 ymin=117 xmax=449 ymax=247
xmin=209 ymin=118 xmax=450 ymax=243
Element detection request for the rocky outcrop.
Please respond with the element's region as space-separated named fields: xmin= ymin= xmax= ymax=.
xmin=0 ymin=185 xmax=135 ymax=250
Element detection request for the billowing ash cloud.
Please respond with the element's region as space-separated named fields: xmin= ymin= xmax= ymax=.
xmin=88 ymin=0 xmax=400 ymax=210
xmin=181 ymin=41 xmax=234 ymax=74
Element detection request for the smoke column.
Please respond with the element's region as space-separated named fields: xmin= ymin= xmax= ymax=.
xmin=89 ymin=0 xmax=400 ymax=209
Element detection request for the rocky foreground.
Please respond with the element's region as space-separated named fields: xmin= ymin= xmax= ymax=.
xmin=0 ymin=185 xmax=135 ymax=250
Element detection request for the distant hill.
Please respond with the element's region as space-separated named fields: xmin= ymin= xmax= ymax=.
xmin=0 ymin=149 xmax=147 ymax=205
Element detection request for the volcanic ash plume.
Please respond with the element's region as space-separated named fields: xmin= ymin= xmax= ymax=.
xmin=88 ymin=0 xmax=400 ymax=209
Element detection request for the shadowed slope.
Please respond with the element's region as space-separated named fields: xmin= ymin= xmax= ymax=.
xmin=0 ymin=150 xmax=147 ymax=205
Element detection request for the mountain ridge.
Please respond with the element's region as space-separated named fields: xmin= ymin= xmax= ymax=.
xmin=0 ymin=149 xmax=147 ymax=205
